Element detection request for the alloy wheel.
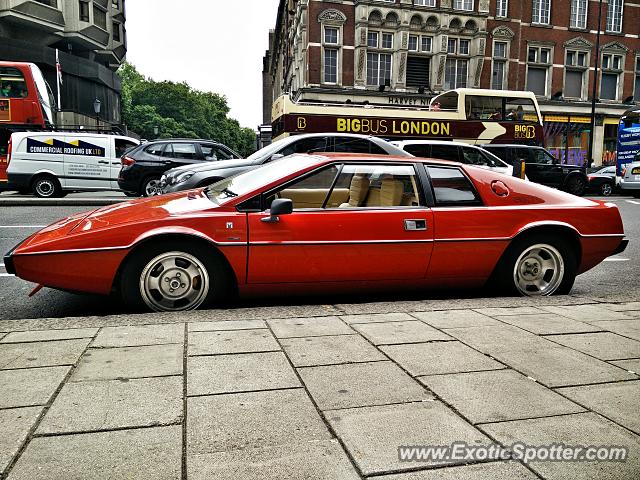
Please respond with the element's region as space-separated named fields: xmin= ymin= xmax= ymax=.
xmin=513 ymin=244 xmax=565 ymax=296
xmin=144 ymin=179 xmax=161 ymax=196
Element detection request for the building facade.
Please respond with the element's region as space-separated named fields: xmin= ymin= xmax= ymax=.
xmin=265 ymin=0 xmax=640 ymax=165
xmin=0 ymin=0 xmax=127 ymax=128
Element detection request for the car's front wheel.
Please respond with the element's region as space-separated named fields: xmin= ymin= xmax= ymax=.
xmin=600 ymin=182 xmax=613 ymax=196
xmin=494 ymin=234 xmax=577 ymax=296
xmin=120 ymin=242 xmax=232 ymax=312
xmin=32 ymin=175 xmax=63 ymax=198
xmin=141 ymin=176 xmax=162 ymax=197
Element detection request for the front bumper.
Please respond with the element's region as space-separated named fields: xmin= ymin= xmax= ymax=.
xmin=612 ymin=237 xmax=629 ymax=256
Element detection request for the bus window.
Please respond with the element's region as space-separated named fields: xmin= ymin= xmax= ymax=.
xmin=0 ymin=67 xmax=28 ymax=99
xmin=431 ymin=91 xmax=458 ymax=111
xmin=466 ymin=96 xmax=503 ymax=121
xmin=505 ymin=97 xmax=539 ymax=123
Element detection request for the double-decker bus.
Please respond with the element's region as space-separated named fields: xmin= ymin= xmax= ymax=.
xmin=271 ymin=88 xmax=543 ymax=146
xmin=0 ymin=62 xmax=55 ymax=184
xmin=617 ymin=107 xmax=640 ymax=176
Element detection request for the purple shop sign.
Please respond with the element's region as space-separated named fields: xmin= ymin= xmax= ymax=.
xmin=548 ymin=148 xmax=588 ymax=166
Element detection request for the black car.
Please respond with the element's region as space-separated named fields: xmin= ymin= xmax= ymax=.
xmin=587 ymin=166 xmax=617 ymax=196
xmin=118 ymin=139 xmax=240 ymax=196
xmin=481 ymin=144 xmax=588 ymax=196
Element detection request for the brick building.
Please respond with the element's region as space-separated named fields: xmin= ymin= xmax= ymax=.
xmin=265 ymin=0 xmax=640 ymax=165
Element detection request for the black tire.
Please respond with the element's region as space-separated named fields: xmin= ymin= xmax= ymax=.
xmin=119 ymin=241 xmax=233 ymax=312
xmin=564 ymin=176 xmax=586 ymax=196
xmin=141 ymin=176 xmax=162 ymax=197
xmin=632 ymin=191 xmax=640 ymax=199
xmin=600 ymin=182 xmax=614 ymax=197
xmin=491 ymin=233 xmax=577 ymax=296
xmin=32 ymin=175 xmax=63 ymax=198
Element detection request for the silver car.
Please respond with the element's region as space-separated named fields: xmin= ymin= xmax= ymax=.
xmin=620 ymin=160 xmax=640 ymax=197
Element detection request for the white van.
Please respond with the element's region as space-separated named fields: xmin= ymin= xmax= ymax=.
xmin=7 ymin=132 xmax=139 ymax=197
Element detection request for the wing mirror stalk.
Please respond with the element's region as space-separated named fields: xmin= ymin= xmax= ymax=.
xmin=261 ymin=198 xmax=293 ymax=223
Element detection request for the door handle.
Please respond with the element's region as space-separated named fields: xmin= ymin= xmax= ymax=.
xmin=97 ymin=160 xmax=109 ymax=164
xmin=404 ymin=219 xmax=427 ymax=231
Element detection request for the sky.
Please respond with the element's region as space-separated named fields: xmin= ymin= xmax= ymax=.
xmin=125 ymin=0 xmax=281 ymax=131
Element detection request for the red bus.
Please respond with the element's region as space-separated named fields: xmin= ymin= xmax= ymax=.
xmin=271 ymin=88 xmax=543 ymax=146
xmin=0 ymin=62 xmax=55 ymax=184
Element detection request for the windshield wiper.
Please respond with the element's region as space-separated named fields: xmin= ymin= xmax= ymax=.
xmin=219 ymin=187 xmax=238 ymax=198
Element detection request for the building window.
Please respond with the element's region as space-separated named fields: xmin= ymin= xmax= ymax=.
xmin=564 ymin=49 xmax=588 ymax=99
xmin=323 ymin=26 xmax=340 ymax=85
xmin=527 ymin=46 xmax=552 ymax=96
xmin=606 ymin=0 xmax=623 ymax=33
xmin=601 ymin=53 xmax=623 ymax=101
xmin=367 ymin=53 xmax=392 ymax=86
xmin=459 ymin=40 xmax=470 ymax=55
xmin=454 ymin=0 xmax=473 ymax=11
xmin=414 ymin=0 xmax=436 ymax=6
xmin=324 ymin=27 xmax=339 ymax=45
xmin=570 ymin=0 xmax=587 ymax=29
xmin=79 ymin=0 xmax=89 ymax=21
xmin=409 ymin=35 xmax=419 ymax=51
xmin=93 ymin=5 xmax=107 ymax=29
xmin=634 ymin=57 xmax=640 ymax=101
xmin=447 ymin=39 xmax=470 ymax=56
xmin=532 ymin=0 xmax=551 ymax=25
xmin=367 ymin=32 xmax=378 ymax=48
xmin=113 ymin=22 xmax=121 ymax=42
xmin=382 ymin=33 xmax=394 ymax=49
xmin=445 ymin=59 xmax=468 ymax=89
xmin=492 ymin=42 xmax=508 ymax=90
xmin=496 ymin=0 xmax=508 ymax=18
xmin=421 ymin=36 xmax=432 ymax=52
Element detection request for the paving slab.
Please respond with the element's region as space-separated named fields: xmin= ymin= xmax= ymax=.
xmin=542 ymin=305 xmax=635 ymax=322
xmin=188 ymin=351 xmax=300 ymax=396
xmin=0 ymin=339 xmax=90 ymax=369
xmin=281 ymin=334 xmax=386 ymax=367
xmin=267 ymin=316 xmax=353 ymax=338
xmin=187 ymin=389 xmax=331 ymax=454
xmin=0 ymin=407 xmax=43 ymax=475
xmin=0 ymin=366 xmax=70 ymax=409
xmin=479 ymin=413 xmax=640 ymax=480
xmin=585 ymin=319 xmax=640 ymax=341
xmin=474 ymin=306 xmax=547 ymax=317
xmin=378 ymin=461 xmax=538 ymax=479
xmin=188 ymin=439 xmax=360 ymax=480
xmin=492 ymin=347 xmax=637 ymax=387
xmin=598 ymin=302 xmax=640 ymax=312
xmin=298 ymin=361 xmax=431 ymax=410
xmin=92 ymin=324 xmax=184 ymax=348
xmin=71 ymin=344 xmax=183 ymax=381
xmin=611 ymin=358 xmax=640 ymax=373
xmin=339 ymin=312 xmax=415 ymax=324
xmin=188 ymin=329 xmax=280 ymax=356
xmin=188 ymin=320 xmax=266 ymax=331
xmin=326 ymin=401 xmax=491 ymax=476
xmin=444 ymin=325 xmax=557 ymax=353
xmin=546 ymin=332 xmax=640 ymax=360
xmin=0 ymin=328 xmax=98 ymax=343
xmin=351 ymin=321 xmax=451 ymax=345
xmin=418 ymin=369 xmax=584 ymax=424
xmin=412 ymin=310 xmax=501 ymax=329
xmin=493 ymin=314 xmax=601 ymax=335
xmin=381 ymin=341 xmax=503 ymax=376
xmin=557 ymin=381 xmax=640 ymax=435
xmin=8 ymin=425 xmax=182 ymax=480
xmin=38 ymin=376 xmax=183 ymax=434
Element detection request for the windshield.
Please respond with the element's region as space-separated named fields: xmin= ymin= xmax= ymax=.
xmin=30 ymin=64 xmax=54 ymax=126
xmin=205 ymin=155 xmax=320 ymax=205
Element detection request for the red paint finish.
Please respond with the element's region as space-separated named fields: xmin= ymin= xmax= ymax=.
xmin=7 ymin=154 xmax=626 ymax=302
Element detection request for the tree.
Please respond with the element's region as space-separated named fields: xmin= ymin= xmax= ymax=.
xmin=117 ymin=63 xmax=256 ymax=156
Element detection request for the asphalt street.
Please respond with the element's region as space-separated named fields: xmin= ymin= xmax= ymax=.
xmin=0 ymin=196 xmax=638 ymax=322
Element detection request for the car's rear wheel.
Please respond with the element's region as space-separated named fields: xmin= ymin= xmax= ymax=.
xmin=142 ymin=176 xmax=162 ymax=197
xmin=120 ymin=242 xmax=232 ymax=312
xmin=32 ymin=175 xmax=63 ymax=198
xmin=494 ymin=234 xmax=576 ymax=296
xmin=600 ymin=182 xmax=613 ymax=196
xmin=565 ymin=176 xmax=586 ymax=196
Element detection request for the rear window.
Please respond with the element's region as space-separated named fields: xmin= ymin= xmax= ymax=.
xmin=403 ymin=144 xmax=430 ymax=157
xmin=430 ymin=145 xmax=460 ymax=162
xmin=427 ymin=166 xmax=481 ymax=206
xmin=115 ymin=139 xmax=138 ymax=158
xmin=0 ymin=67 xmax=28 ymax=99
xmin=483 ymin=147 xmax=509 ymax=163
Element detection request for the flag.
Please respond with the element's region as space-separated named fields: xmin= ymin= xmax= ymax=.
xmin=55 ymin=49 xmax=62 ymax=111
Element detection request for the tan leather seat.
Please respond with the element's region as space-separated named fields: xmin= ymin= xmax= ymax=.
xmin=340 ymin=174 xmax=370 ymax=207
xmin=380 ymin=177 xmax=404 ymax=207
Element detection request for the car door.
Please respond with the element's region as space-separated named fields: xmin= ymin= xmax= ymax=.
xmin=63 ymin=135 xmax=110 ymax=190
xmin=162 ymin=142 xmax=202 ymax=169
xmin=528 ymin=148 xmax=562 ymax=187
xmin=246 ymin=162 xmax=434 ymax=284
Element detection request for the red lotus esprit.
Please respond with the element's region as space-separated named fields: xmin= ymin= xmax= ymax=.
xmin=5 ymin=154 xmax=628 ymax=312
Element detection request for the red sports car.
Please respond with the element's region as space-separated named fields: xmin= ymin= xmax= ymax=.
xmin=5 ymin=154 xmax=627 ymax=312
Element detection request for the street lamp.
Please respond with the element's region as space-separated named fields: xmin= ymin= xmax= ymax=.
xmin=587 ymin=0 xmax=604 ymax=168
xmin=93 ymin=98 xmax=101 ymax=133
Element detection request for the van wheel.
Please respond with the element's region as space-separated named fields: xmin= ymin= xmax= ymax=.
xmin=32 ymin=175 xmax=63 ymax=198
xmin=142 ymin=177 xmax=162 ymax=197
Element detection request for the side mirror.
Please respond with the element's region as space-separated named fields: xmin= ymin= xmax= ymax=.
xmin=261 ymin=198 xmax=293 ymax=223
xmin=269 ymin=153 xmax=285 ymax=162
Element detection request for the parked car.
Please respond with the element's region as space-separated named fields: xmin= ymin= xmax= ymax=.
xmin=620 ymin=159 xmax=640 ymax=197
xmin=390 ymin=140 xmax=514 ymax=176
xmin=160 ymin=133 xmax=411 ymax=194
xmin=5 ymin=153 xmax=627 ymax=312
xmin=118 ymin=139 xmax=240 ymax=197
xmin=480 ymin=144 xmax=588 ymax=196
xmin=586 ymin=166 xmax=617 ymax=196
xmin=6 ymin=132 xmax=139 ymax=197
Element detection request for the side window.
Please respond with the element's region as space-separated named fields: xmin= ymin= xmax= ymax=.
xmin=266 ymin=165 xmax=341 ymax=209
xmin=115 ymin=139 xmax=137 ymax=158
xmin=0 ymin=67 xmax=28 ymax=98
xmin=333 ymin=138 xmax=387 ymax=154
xmin=145 ymin=143 xmax=166 ymax=156
xmin=279 ymin=137 xmax=330 ymax=156
xmin=461 ymin=147 xmax=500 ymax=168
xmin=201 ymin=144 xmax=235 ymax=161
xmin=483 ymin=147 xmax=509 ymax=164
xmin=403 ymin=144 xmax=431 ymax=157
xmin=513 ymin=148 xmax=531 ymax=163
xmin=430 ymin=145 xmax=461 ymax=162
xmin=531 ymin=149 xmax=554 ymax=165
xmin=427 ymin=166 xmax=481 ymax=206
xmin=168 ymin=143 xmax=199 ymax=160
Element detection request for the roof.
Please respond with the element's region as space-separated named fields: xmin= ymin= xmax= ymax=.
xmin=297 ymin=152 xmax=464 ymax=167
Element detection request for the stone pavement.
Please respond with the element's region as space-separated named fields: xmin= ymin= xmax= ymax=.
xmin=1 ymin=299 xmax=640 ymax=479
